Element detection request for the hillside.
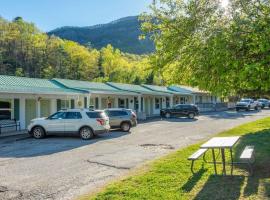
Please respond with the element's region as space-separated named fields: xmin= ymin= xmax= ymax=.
xmin=48 ymin=16 xmax=155 ymax=54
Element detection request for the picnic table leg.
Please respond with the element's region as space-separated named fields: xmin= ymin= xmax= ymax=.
xmin=230 ymin=148 xmax=233 ymax=176
xmin=221 ymin=148 xmax=226 ymax=175
xmin=211 ymin=148 xmax=217 ymax=175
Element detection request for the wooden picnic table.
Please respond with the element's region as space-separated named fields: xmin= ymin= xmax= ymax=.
xmin=200 ymin=136 xmax=241 ymax=175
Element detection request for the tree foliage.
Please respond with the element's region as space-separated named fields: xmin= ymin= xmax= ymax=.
xmin=141 ymin=0 xmax=270 ymax=96
xmin=0 ymin=17 xmax=157 ymax=84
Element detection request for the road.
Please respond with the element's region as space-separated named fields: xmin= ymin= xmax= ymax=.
xmin=0 ymin=110 xmax=269 ymax=200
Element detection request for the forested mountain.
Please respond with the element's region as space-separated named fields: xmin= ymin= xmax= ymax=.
xmin=48 ymin=16 xmax=155 ymax=54
xmin=0 ymin=17 xmax=159 ymax=84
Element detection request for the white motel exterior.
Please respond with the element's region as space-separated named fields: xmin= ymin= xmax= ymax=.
xmin=0 ymin=75 xmax=221 ymax=130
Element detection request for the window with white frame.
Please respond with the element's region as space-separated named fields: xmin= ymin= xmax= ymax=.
xmin=61 ymin=100 xmax=70 ymax=109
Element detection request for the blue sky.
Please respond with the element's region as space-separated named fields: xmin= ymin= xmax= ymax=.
xmin=0 ymin=0 xmax=151 ymax=31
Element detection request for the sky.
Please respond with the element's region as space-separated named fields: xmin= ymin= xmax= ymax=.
xmin=0 ymin=0 xmax=151 ymax=31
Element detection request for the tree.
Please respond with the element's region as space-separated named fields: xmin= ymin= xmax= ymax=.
xmin=141 ymin=0 xmax=270 ymax=96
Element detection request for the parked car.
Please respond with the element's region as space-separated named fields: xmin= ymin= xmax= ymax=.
xmin=28 ymin=109 xmax=110 ymax=140
xmin=257 ymin=99 xmax=270 ymax=109
xmin=236 ymin=98 xmax=260 ymax=111
xmin=104 ymin=108 xmax=137 ymax=132
xmin=160 ymin=104 xmax=199 ymax=119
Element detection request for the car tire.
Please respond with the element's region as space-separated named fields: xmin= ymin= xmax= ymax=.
xmin=188 ymin=112 xmax=195 ymax=119
xmin=79 ymin=126 xmax=94 ymax=140
xmin=121 ymin=122 xmax=131 ymax=132
xmin=32 ymin=126 xmax=45 ymax=139
xmin=165 ymin=112 xmax=171 ymax=118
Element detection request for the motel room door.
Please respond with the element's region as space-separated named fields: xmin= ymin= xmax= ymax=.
xmin=40 ymin=99 xmax=51 ymax=118
xmin=25 ymin=99 xmax=37 ymax=127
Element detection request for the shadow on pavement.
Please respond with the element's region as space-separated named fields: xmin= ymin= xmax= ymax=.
xmin=0 ymin=130 xmax=129 ymax=158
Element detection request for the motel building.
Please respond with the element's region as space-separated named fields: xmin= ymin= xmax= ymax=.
xmin=0 ymin=75 xmax=220 ymax=133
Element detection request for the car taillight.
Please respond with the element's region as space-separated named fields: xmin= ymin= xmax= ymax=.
xmin=96 ymin=119 xmax=105 ymax=125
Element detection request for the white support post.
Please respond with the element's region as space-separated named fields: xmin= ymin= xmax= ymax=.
xmin=50 ymin=99 xmax=57 ymax=114
xmin=170 ymin=95 xmax=173 ymax=107
xmin=37 ymin=99 xmax=41 ymax=118
xmin=138 ymin=95 xmax=141 ymax=113
xmin=115 ymin=97 xmax=119 ymax=108
xmin=86 ymin=95 xmax=90 ymax=108
xmin=98 ymin=96 xmax=102 ymax=109
xmin=192 ymin=95 xmax=196 ymax=104
xmin=19 ymin=97 xmax=26 ymax=129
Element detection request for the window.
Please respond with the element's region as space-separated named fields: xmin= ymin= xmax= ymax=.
xmin=118 ymin=99 xmax=125 ymax=108
xmin=199 ymin=96 xmax=203 ymax=103
xmin=141 ymin=97 xmax=143 ymax=112
xmin=155 ymin=98 xmax=160 ymax=109
xmin=61 ymin=100 xmax=70 ymax=109
xmin=86 ymin=112 xmax=106 ymax=119
xmin=95 ymin=97 xmax=99 ymax=109
xmin=134 ymin=97 xmax=139 ymax=111
xmin=180 ymin=97 xmax=185 ymax=104
xmin=49 ymin=112 xmax=66 ymax=120
xmin=166 ymin=97 xmax=170 ymax=108
xmin=0 ymin=100 xmax=12 ymax=120
xmin=65 ymin=112 xmax=82 ymax=119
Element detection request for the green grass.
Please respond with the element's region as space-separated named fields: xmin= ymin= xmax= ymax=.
xmin=80 ymin=117 xmax=270 ymax=200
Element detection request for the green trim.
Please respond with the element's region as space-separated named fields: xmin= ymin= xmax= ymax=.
xmin=14 ymin=99 xmax=20 ymax=120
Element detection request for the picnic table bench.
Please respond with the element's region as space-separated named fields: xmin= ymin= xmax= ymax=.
xmin=0 ymin=119 xmax=21 ymax=134
xmin=188 ymin=149 xmax=208 ymax=174
xmin=188 ymin=136 xmax=255 ymax=176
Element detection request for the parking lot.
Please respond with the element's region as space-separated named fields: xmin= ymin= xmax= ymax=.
xmin=0 ymin=110 xmax=270 ymax=200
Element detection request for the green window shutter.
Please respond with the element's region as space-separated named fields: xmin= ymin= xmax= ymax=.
xmin=71 ymin=99 xmax=75 ymax=109
xmin=95 ymin=97 xmax=99 ymax=109
xmin=84 ymin=97 xmax=87 ymax=108
xmin=14 ymin=99 xmax=20 ymax=120
xmin=57 ymin=99 xmax=61 ymax=111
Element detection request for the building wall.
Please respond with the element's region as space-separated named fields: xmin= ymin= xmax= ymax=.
xmin=0 ymin=93 xmax=86 ymax=129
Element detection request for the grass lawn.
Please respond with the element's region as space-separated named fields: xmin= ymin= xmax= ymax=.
xmin=80 ymin=117 xmax=270 ymax=200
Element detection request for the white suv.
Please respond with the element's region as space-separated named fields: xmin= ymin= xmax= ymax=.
xmin=28 ymin=109 xmax=110 ymax=140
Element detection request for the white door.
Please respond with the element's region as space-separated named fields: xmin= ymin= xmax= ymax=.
xmin=64 ymin=112 xmax=82 ymax=132
xmin=46 ymin=112 xmax=66 ymax=132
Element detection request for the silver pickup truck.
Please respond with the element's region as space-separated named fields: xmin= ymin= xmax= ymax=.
xmin=236 ymin=98 xmax=261 ymax=111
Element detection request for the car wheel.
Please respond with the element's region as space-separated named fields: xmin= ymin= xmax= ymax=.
xmin=32 ymin=126 xmax=45 ymax=139
xmin=80 ymin=127 xmax=94 ymax=140
xmin=121 ymin=122 xmax=131 ymax=132
xmin=188 ymin=112 xmax=195 ymax=119
xmin=165 ymin=112 xmax=171 ymax=118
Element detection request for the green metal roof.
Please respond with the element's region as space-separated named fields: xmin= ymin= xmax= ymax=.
xmin=107 ymin=82 xmax=170 ymax=96
xmin=53 ymin=78 xmax=138 ymax=95
xmin=0 ymin=75 xmax=86 ymax=95
xmin=169 ymin=85 xmax=208 ymax=94
xmin=142 ymin=84 xmax=191 ymax=95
